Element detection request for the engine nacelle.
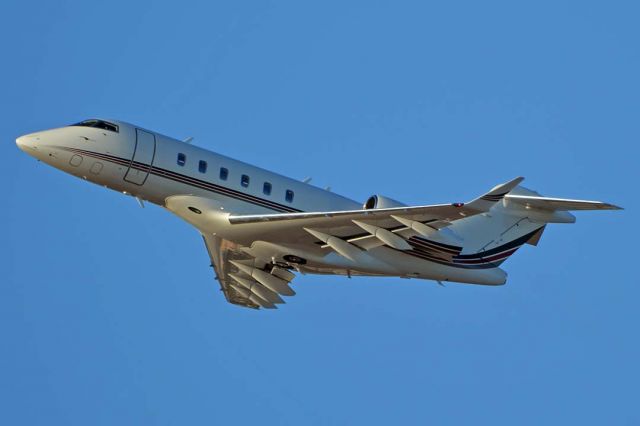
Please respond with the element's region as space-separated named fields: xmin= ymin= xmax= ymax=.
xmin=363 ymin=195 xmax=407 ymax=210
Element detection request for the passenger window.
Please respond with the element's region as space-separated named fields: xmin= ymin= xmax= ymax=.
xmin=241 ymin=174 xmax=250 ymax=187
xmin=285 ymin=189 xmax=294 ymax=203
xmin=263 ymin=182 xmax=272 ymax=195
xmin=177 ymin=153 xmax=186 ymax=166
xmin=199 ymin=160 xmax=207 ymax=173
xmin=219 ymin=167 xmax=228 ymax=180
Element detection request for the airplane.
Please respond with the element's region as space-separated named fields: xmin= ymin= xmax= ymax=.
xmin=16 ymin=118 xmax=622 ymax=309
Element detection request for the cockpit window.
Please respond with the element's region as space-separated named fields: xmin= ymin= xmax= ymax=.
xmin=71 ymin=119 xmax=119 ymax=133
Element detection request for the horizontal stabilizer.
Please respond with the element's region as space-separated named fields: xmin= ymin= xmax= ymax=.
xmin=505 ymin=195 xmax=622 ymax=211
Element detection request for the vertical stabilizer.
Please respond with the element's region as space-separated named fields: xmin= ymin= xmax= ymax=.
xmin=447 ymin=183 xmax=621 ymax=267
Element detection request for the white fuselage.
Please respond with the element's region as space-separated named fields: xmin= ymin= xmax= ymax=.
xmin=16 ymin=119 xmax=509 ymax=286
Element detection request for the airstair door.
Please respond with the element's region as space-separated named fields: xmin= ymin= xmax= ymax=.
xmin=124 ymin=129 xmax=156 ymax=185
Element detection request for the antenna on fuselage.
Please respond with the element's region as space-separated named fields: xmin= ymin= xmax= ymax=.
xmin=183 ymin=137 xmax=194 ymax=144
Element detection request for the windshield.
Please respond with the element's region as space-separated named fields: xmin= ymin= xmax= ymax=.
xmin=71 ymin=119 xmax=119 ymax=133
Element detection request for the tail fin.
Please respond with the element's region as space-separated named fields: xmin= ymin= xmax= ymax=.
xmin=447 ymin=180 xmax=622 ymax=268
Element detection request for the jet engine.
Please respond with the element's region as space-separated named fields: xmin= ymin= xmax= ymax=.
xmin=363 ymin=195 xmax=407 ymax=209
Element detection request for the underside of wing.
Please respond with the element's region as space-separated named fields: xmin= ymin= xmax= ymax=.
xmin=202 ymin=234 xmax=297 ymax=309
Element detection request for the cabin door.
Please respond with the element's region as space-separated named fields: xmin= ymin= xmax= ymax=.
xmin=124 ymin=129 xmax=156 ymax=185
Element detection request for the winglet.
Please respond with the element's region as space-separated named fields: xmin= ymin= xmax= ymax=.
xmin=466 ymin=176 xmax=524 ymax=211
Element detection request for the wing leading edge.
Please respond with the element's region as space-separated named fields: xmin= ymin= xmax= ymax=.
xmin=228 ymin=177 xmax=524 ymax=225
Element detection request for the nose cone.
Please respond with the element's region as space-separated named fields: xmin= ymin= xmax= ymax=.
xmin=16 ymin=133 xmax=39 ymax=153
xmin=16 ymin=135 xmax=30 ymax=153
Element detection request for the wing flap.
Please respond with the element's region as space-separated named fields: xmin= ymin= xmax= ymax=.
xmin=202 ymin=234 xmax=297 ymax=309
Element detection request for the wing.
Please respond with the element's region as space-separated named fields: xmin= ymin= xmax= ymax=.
xmin=230 ymin=177 xmax=524 ymax=225
xmin=224 ymin=177 xmax=525 ymax=253
xmin=229 ymin=177 xmax=523 ymax=225
xmin=202 ymin=234 xmax=296 ymax=310
xmin=173 ymin=177 xmax=523 ymax=309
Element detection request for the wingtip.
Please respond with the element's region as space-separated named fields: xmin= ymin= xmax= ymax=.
xmin=507 ymin=176 xmax=525 ymax=188
xmin=488 ymin=176 xmax=524 ymax=193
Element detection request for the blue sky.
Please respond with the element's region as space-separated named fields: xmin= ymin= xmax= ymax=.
xmin=2 ymin=1 xmax=638 ymax=424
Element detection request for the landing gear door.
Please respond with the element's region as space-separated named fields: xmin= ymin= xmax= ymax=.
xmin=124 ymin=129 xmax=156 ymax=185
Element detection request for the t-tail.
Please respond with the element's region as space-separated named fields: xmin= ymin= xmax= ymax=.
xmin=439 ymin=178 xmax=622 ymax=271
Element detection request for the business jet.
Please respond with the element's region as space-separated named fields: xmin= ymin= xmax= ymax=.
xmin=16 ymin=119 xmax=621 ymax=309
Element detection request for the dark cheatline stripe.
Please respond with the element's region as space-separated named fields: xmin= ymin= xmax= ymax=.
xmin=313 ymin=201 xmax=540 ymax=268
xmin=407 ymin=249 xmax=455 ymax=264
xmin=404 ymin=226 xmax=543 ymax=269
xmin=454 ymin=228 xmax=541 ymax=259
xmin=61 ymin=147 xmax=302 ymax=213
xmin=454 ymin=245 xmax=522 ymax=264
xmin=337 ymin=224 xmax=538 ymax=269
xmin=407 ymin=246 xmax=509 ymax=269
xmin=408 ymin=237 xmax=462 ymax=255
xmin=341 ymin=226 xmax=463 ymax=252
xmin=336 ymin=224 xmax=463 ymax=259
xmin=481 ymin=192 xmax=508 ymax=201
xmin=150 ymin=165 xmax=300 ymax=212
xmin=481 ymin=195 xmax=505 ymax=202
xmin=66 ymin=148 xmax=131 ymax=167
xmin=61 ymin=147 xmax=541 ymax=269
xmin=413 ymin=233 xmax=462 ymax=251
